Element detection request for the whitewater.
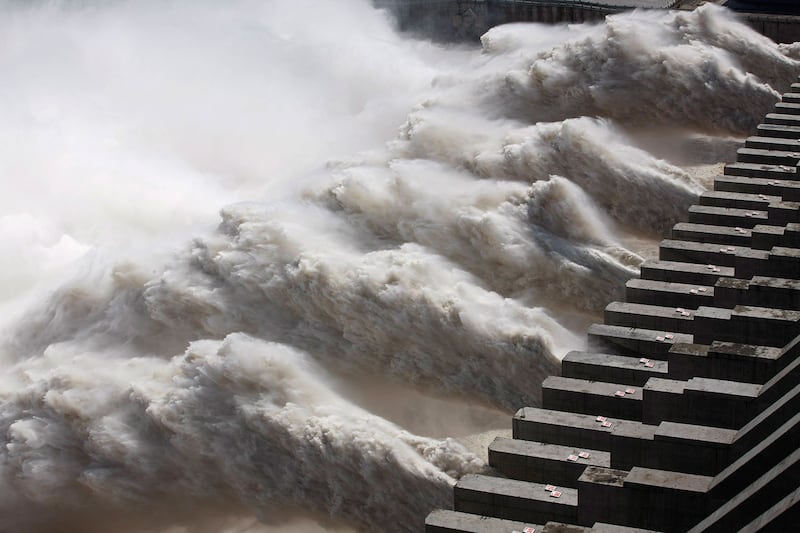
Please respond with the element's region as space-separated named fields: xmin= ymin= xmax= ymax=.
xmin=0 ymin=0 xmax=797 ymax=531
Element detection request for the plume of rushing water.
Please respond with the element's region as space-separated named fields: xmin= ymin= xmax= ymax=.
xmin=0 ymin=1 xmax=797 ymax=531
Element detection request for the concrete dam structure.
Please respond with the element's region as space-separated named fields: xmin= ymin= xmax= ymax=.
xmin=375 ymin=0 xmax=800 ymax=43
xmin=424 ymin=81 xmax=800 ymax=531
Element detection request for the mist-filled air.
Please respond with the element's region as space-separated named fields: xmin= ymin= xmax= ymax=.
xmin=0 ymin=1 xmax=797 ymax=531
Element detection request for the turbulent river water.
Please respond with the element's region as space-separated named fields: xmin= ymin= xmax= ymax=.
xmin=0 ymin=1 xmax=798 ymax=531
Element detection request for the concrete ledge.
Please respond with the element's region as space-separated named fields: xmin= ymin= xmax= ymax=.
xmin=425 ymin=509 xmax=541 ymax=533
xmin=512 ymin=408 xmax=656 ymax=470
xmin=561 ymin=351 xmax=667 ymax=387
xmin=667 ymin=341 xmax=783 ymax=384
xmin=658 ymin=239 xmax=741 ymax=267
xmin=711 ymin=412 xmax=800 ymax=501
xmin=651 ymin=421 xmax=736 ymax=476
xmin=774 ymin=102 xmax=800 ymax=116
xmin=687 ymin=447 xmax=800 ymax=532
xmin=639 ymin=260 xmax=733 ymax=286
xmin=764 ymin=113 xmax=800 ymax=128
xmin=489 ymin=437 xmax=609 ymax=487
xmin=744 ymin=136 xmax=800 ymax=151
xmin=604 ymin=302 xmax=696 ymax=334
xmin=693 ymin=305 xmax=800 ymax=347
xmin=687 ymin=205 xmax=768 ymax=228
xmin=587 ymin=324 xmax=691 ymax=359
xmin=542 ymin=376 xmax=643 ymax=421
xmin=454 ymin=474 xmax=579 ymax=525
xmin=642 ymin=376 xmax=760 ymax=429
xmin=576 ymin=467 xmax=630 ymax=528
xmin=714 ymin=175 xmax=800 ymax=202
xmin=671 ymin=222 xmax=752 ymax=247
xmin=714 ymin=275 xmax=800 ymax=310
xmin=756 ymin=123 xmax=800 ymax=140
xmin=620 ymin=467 xmax=713 ymax=532
xmin=699 ymin=189 xmax=781 ymax=210
xmin=625 ymin=278 xmax=714 ymax=309
xmin=724 ymin=162 xmax=798 ymax=180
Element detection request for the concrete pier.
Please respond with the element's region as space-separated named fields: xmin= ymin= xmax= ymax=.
xmin=425 ymin=79 xmax=800 ymax=532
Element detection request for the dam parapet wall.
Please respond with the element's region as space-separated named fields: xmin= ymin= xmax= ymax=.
xmin=423 ymin=78 xmax=800 ymax=532
xmin=373 ymin=1 xmax=800 ymax=43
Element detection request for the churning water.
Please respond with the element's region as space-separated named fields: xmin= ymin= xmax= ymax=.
xmin=0 ymin=1 xmax=797 ymax=531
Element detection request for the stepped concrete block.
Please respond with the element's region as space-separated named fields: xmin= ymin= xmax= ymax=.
xmin=561 ymin=351 xmax=667 ymax=387
xmin=744 ymin=135 xmax=800 ymax=151
xmin=454 ymin=475 xmax=579 ymax=525
xmin=621 ymin=467 xmax=713 ymax=532
xmin=687 ymin=205 xmax=768 ymax=228
xmin=670 ymin=222 xmax=751 ymax=247
xmin=732 ymin=246 xmax=799 ymax=280
xmin=767 ymin=201 xmax=800 ymax=224
xmin=687 ymin=448 xmax=800 ymax=532
xmin=650 ymin=422 xmax=736 ymax=476
xmin=727 ymin=245 xmax=800 ymax=280
xmin=576 ymin=467 xmax=630 ymax=529
xmin=542 ymin=376 xmax=643 ymax=421
xmin=736 ymin=147 xmax=800 ymax=166
xmin=774 ymin=102 xmax=800 ymax=115
xmin=658 ymin=239 xmax=740 ymax=267
xmin=425 ymin=509 xmax=540 ymax=533
xmin=737 ymin=486 xmax=800 ymax=532
xmin=641 ymin=378 xmax=686 ymax=426
xmin=711 ymin=412 xmax=800 ymax=501
xmin=714 ymin=175 xmax=800 ymax=201
xmin=642 ymin=377 xmax=760 ymax=429
xmin=639 ymin=260 xmax=733 ymax=286
xmin=764 ymin=113 xmax=800 ymax=127
xmin=723 ymin=162 xmax=797 ymax=180
xmin=693 ymin=305 xmax=800 ymax=347
xmin=756 ymin=122 xmax=800 ymax=139
xmin=714 ymin=276 xmax=800 ymax=310
xmin=668 ymin=341 xmax=783 ymax=384
xmin=754 ymin=348 xmax=800 ymax=409
xmin=488 ymin=437 xmax=609 ymax=487
xmin=699 ymin=190 xmax=780 ymax=209
xmin=781 ymin=93 xmax=800 ymax=104
xmin=604 ymin=302 xmax=696 ymax=334
xmin=625 ymin=279 xmax=713 ymax=309
xmin=512 ymin=408 xmax=656 ymax=470
xmin=711 ymin=277 xmax=749 ymax=308
xmin=751 ymin=224 xmax=789 ymax=250
xmin=586 ymin=324 xmax=691 ymax=359
xmin=733 ymin=382 xmax=800 ymax=458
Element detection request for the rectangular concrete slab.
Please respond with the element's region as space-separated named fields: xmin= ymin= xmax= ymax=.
xmin=561 ymin=351 xmax=667 ymax=387
xmin=542 ymin=376 xmax=643 ymax=421
xmin=639 ymin=260 xmax=734 ymax=286
xmin=425 ymin=509 xmax=541 ymax=533
xmin=454 ymin=474 xmax=579 ymax=525
xmin=658 ymin=239 xmax=741 ymax=267
xmin=489 ymin=437 xmax=609 ymax=487
xmin=714 ymin=175 xmax=800 ymax=202
xmin=587 ymin=324 xmax=692 ymax=359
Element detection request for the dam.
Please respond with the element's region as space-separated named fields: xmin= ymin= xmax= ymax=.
xmin=424 ymin=80 xmax=800 ymax=531
xmin=376 ymin=0 xmax=800 ymax=43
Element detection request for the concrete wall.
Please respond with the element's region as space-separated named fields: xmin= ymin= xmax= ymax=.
xmin=740 ymin=12 xmax=800 ymax=44
xmin=374 ymin=0 xmax=800 ymax=43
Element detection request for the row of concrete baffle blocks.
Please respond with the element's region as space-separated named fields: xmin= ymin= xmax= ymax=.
xmin=424 ymin=81 xmax=800 ymax=532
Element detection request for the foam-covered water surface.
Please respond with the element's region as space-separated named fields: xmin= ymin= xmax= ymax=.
xmin=0 ymin=1 xmax=797 ymax=531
